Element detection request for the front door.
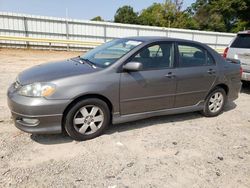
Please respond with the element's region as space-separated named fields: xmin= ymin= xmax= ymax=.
xmin=120 ymin=42 xmax=177 ymax=115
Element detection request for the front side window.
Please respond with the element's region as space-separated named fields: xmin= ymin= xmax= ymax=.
xmin=178 ymin=43 xmax=214 ymax=67
xmin=130 ymin=42 xmax=174 ymax=70
xmin=81 ymin=39 xmax=142 ymax=68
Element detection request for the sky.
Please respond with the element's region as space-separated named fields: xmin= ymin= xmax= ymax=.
xmin=0 ymin=0 xmax=195 ymax=21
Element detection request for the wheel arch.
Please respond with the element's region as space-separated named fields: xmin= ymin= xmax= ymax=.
xmin=62 ymin=94 xmax=113 ymax=129
xmin=205 ymin=83 xmax=229 ymax=101
xmin=214 ymin=83 xmax=229 ymax=95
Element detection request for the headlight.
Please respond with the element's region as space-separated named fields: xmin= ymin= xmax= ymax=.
xmin=18 ymin=83 xmax=56 ymax=97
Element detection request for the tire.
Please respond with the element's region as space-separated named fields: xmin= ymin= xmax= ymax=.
xmin=201 ymin=87 xmax=227 ymax=117
xmin=64 ymin=98 xmax=110 ymax=141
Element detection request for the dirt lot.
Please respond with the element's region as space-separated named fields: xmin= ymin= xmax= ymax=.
xmin=0 ymin=48 xmax=250 ymax=188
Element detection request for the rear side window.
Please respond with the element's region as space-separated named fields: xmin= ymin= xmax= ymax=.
xmin=231 ymin=34 xmax=250 ymax=48
xmin=177 ymin=43 xmax=214 ymax=67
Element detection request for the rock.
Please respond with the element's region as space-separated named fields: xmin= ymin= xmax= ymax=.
xmin=175 ymin=151 xmax=179 ymax=155
xmin=217 ymin=156 xmax=224 ymax=161
xmin=216 ymin=171 xmax=221 ymax=176
xmin=127 ymin=162 xmax=134 ymax=167
xmin=105 ymin=175 xmax=115 ymax=179
xmin=172 ymin=142 xmax=177 ymax=145
xmin=108 ymin=185 xmax=117 ymax=188
xmin=75 ymin=179 xmax=84 ymax=182
xmin=116 ymin=142 xmax=124 ymax=147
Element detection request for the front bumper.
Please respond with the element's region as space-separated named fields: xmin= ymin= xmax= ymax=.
xmin=7 ymin=84 xmax=71 ymax=134
xmin=242 ymin=71 xmax=250 ymax=81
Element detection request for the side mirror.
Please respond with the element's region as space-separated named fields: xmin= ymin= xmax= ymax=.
xmin=123 ymin=62 xmax=143 ymax=72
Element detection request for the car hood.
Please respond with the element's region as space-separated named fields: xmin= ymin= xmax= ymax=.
xmin=17 ymin=59 xmax=100 ymax=85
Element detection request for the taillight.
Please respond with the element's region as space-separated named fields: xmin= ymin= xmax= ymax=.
xmin=223 ymin=47 xmax=229 ymax=58
xmin=240 ymin=66 xmax=243 ymax=77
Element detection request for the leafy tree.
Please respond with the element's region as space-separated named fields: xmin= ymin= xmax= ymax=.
xmin=114 ymin=6 xmax=138 ymax=24
xmin=91 ymin=16 xmax=104 ymax=21
xmin=112 ymin=0 xmax=249 ymax=32
xmin=138 ymin=1 xmax=198 ymax=29
xmin=189 ymin=0 xmax=250 ymax=32
xmin=138 ymin=3 xmax=167 ymax=27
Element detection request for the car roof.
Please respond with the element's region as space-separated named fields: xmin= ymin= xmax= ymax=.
xmin=238 ymin=30 xmax=250 ymax=34
xmin=124 ymin=36 xmax=205 ymax=45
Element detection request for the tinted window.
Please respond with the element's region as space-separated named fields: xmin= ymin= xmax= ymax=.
xmin=131 ymin=43 xmax=174 ymax=70
xmin=178 ymin=43 xmax=214 ymax=67
xmin=231 ymin=34 xmax=250 ymax=48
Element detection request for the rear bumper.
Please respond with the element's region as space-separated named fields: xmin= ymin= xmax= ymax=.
xmin=242 ymin=71 xmax=250 ymax=81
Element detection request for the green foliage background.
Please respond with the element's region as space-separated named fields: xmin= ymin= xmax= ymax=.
xmin=96 ymin=0 xmax=250 ymax=33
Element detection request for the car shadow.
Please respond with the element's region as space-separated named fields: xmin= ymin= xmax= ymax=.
xmin=241 ymin=81 xmax=250 ymax=94
xmin=30 ymin=134 xmax=73 ymax=145
xmin=30 ymin=101 xmax=237 ymax=145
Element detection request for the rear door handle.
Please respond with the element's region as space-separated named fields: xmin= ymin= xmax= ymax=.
xmin=165 ymin=72 xmax=175 ymax=78
xmin=207 ymin=69 xmax=216 ymax=74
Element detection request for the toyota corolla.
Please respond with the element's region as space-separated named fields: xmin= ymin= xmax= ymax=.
xmin=7 ymin=37 xmax=242 ymax=140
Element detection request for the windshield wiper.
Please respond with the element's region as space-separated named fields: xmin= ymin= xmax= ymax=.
xmin=78 ymin=56 xmax=97 ymax=69
xmin=70 ymin=56 xmax=97 ymax=69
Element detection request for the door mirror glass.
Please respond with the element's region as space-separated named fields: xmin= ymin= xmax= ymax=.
xmin=123 ymin=62 xmax=143 ymax=72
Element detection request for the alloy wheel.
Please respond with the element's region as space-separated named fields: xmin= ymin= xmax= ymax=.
xmin=73 ymin=105 xmax=104 ymax=135
xmin=208 ymin=92 xmax=224 ymax=113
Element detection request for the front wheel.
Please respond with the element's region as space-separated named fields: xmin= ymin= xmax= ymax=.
xmin=64 ymin=98 xmax=110 ymax=141
xmin=201 ymin=87 xmax=227 ymax=117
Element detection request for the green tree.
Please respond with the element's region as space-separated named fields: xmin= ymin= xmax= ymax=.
xmin=188 ymin=0 xmax=250 ymax=32
xmin=138 ymin=3 xmax=167 ymax=27
xmin=114 ymin=6 xmax=138 ymax=24
xmin=91 ymin=16 xmax=104 ymax=21
xmin=138 ymin=1 xmax=198 ymax=29
xmin=112 ymin=0 xmax=249 ymax=32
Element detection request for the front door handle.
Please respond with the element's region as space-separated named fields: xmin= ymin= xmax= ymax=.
xmin=207 ymin=69 xmax=216 ymax=74
xmin=165 ymin=72 xmax=175 ymax=78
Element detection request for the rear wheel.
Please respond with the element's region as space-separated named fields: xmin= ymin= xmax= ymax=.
xmin=64 ymin=98 xmax=110 ymax=141
xmin=202 ymin=87 xmax=226 ymax=117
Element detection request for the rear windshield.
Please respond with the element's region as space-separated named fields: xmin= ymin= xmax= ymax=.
xmin=231 ymin=34 xmax=250 ymax=48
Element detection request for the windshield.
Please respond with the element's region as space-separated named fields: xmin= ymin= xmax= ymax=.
xmin=80 ymin=38 xmax=142 ymax=68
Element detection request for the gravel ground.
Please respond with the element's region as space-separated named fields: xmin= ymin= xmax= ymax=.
xmin=0 ymin=48 xmax=250 ymax=188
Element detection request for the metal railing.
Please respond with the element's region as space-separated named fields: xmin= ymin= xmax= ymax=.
xmin=0 ymin=12 xmax=236 ymax=51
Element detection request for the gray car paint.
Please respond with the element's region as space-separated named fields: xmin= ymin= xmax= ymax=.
xmin=7 ymin=37 xmax=242 ymax=134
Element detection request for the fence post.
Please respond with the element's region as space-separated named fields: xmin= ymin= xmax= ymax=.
xmin=137 ymin=28 xmax=140 ymax=36
xmin=23 ymin=17 xmax=29 ymax=48
xmin=192 ymin=32 xmax=194 ymax=41
xmin=104 ymin=24 xmax=107 ymax=42
xmin=65 ymin=19 xmax=69 ymax=51
xmin=215 ymin=34 xmax=218 ymax=50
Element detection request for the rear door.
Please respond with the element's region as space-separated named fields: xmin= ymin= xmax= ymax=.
xmin=227 ymin=33 xmax=250 ymax=76
xmin=174 ymin=42 xmax=217 ymax=108
xmin=120 ymin=42 xmax=177 ymax=115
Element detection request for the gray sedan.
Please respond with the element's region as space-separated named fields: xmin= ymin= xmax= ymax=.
xmin=7 ymin=37 xmax=242 ymax=140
